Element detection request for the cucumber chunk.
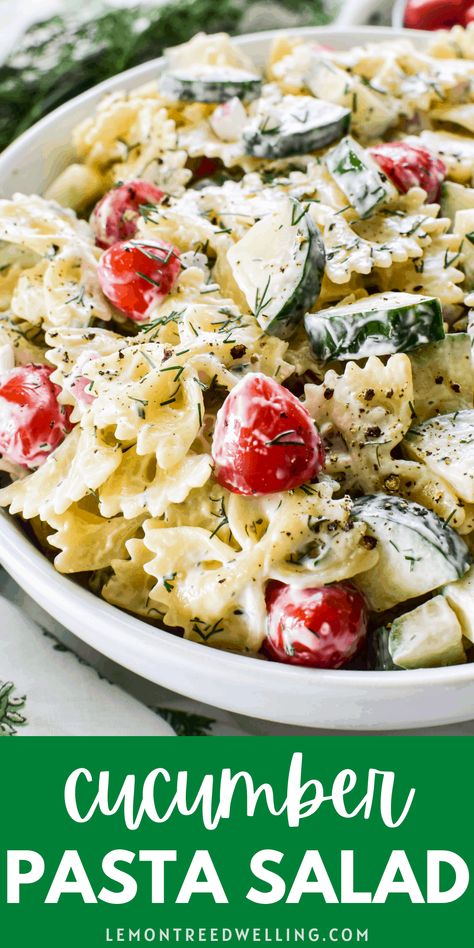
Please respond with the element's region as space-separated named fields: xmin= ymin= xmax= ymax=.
xmin=304 ymin=292 xmax=444 ymax=362
xmin=389 ymin=596 xmax=466 ymax=669
xmin=403 ymin=409 xmax=474 ymax=503
xmin=442 ymin=565 xmax=474 ymax=645
xmin=368 ymin=626 xmax=399 ymax=671
xmin=440 ymin=181 xmax=474 ymax=227
xmin=326 ymin=135 xmax=397 ymax=219
xmin=242 ymin=95 xmax=351 ymax=160
xmin=227 ymin=196 xmax=325 ymax=339
xmin=160 ymin=65 xmax=262 ymax=103
xmin=408 ymin=333 xmax=473 ymax=422
xmin=352 ymin=494 xmax=471 ymax=612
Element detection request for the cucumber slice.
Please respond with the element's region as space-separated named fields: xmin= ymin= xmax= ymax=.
xmin=453 ymin=208 xmax=474 ymax=289
xmin=408 ymin=333 xmax=473 ymax=422
xmin=389 ymin=596 xmax=466 ymax=669
xmin=226 ymin=196 xmax=325 ymax=339
xmin=367 ymin=626 xmax=399 ymax=671
xmin=326 ymin=136 xmax=396 ymax=219
xmin=442 ymin=565 xmax=474 ymax=645
xmin=403 ymin=409 xmax=474 ymax=503
xmin=304 ymin=292 xmax=444 ymax=363
xmin=440 ymin=181 xmax=474 ymax=227
xmin=242 ymin=95 xmax=351 ymax=160
xmin=352 ymin=494 xmax=471 ymax=612
xmin=160 ymin=65 xmax=262 ymax=103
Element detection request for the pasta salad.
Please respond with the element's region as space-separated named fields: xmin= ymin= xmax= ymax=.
xmin=2 ymin=27 xmax=474 ymax=671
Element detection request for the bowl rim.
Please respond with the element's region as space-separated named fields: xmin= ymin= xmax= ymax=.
xmin=1 ymin=22 xmax=473 ymax=696
xmin=2 ymin=508 xmax=474 ymax=689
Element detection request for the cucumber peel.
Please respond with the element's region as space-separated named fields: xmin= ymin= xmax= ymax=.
xmin=389 ymin=596 xmax=466 ymax=669
xmin=304 ymin=292 xmax=445 ymax=362
xmin=160 ymin=65 xmax=262 ymax=103
xmin=243 ymin=95 xmax=351 ymax=160
xmin=326 ymin=135 xmax=396 ymax=218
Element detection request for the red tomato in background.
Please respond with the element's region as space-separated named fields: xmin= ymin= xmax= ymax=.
xmin=98 ymin=239 xmax=181 ymax=322
xmin=403 ymin=0 xmax=469 ymax=30
xmin=212 ymin=373 xmax=325 ymax=495
xmin=369 ymin=141 xmax=446 ymax=202
xmin=91 ymin=180 xmax=164 ymax=249
xmin=264 ymin=581 xmax=368 ymax=669
xmin=464 ymin=3 xmax=474 ymax=23
xmin=0 ymin=364 xmax=73 ymax=469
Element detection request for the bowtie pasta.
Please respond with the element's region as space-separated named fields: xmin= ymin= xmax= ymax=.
xmin=3 ymin=27 xmax=474 ymax=671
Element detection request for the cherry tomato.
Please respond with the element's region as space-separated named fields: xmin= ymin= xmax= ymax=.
xmin=264 ymin=581 xmax=367 ymax=669
xmin=403 ymin=0 xmax=468 ymax=30
xmin=91 ymin=180 xmax=164 ymax=249
xmin=0 ymin=364 xmax=73 ymax=469
xmin=98 ymin=239 xmax=181 ymax=322
xmin=212 ymin=373 xmax=325 ymax=495
xmin=369 ymin=141 xmax=446 ymax=202
xmin=192 ymin=157 xmax=221 ymax=181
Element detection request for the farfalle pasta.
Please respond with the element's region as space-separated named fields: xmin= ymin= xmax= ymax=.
xmin=3 ymin=27 xmax=474 ymax=671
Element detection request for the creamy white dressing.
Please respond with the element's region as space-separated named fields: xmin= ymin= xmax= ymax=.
xmin=92 ymin=191 xmax=116 ymax=244
xmin=179 ymin=251 xmax=210 ymax=280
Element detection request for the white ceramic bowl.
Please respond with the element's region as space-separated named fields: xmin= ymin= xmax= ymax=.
xmin=1 ymin=25 xmax=474 ymax=730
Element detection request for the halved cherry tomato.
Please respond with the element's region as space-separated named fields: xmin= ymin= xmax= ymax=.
xmin=192 ymin=157 xmax=221 ymax=181
xmin=404 ymin=0 xmax=468 ymax=31
xmin=264 ymin=580 xmax=367 ymax=669
xmin=0 ymin=364 xmax=73 ymax=469
xmin=98 ymin=239 xmax=181 ymax=322
xmin=369 ymin=141 xmax=446 ymax=202
xmin=91 ymin=180 xmax=164 ymax=249
xmin=212 ymin=373 xmax=325 ymax=495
